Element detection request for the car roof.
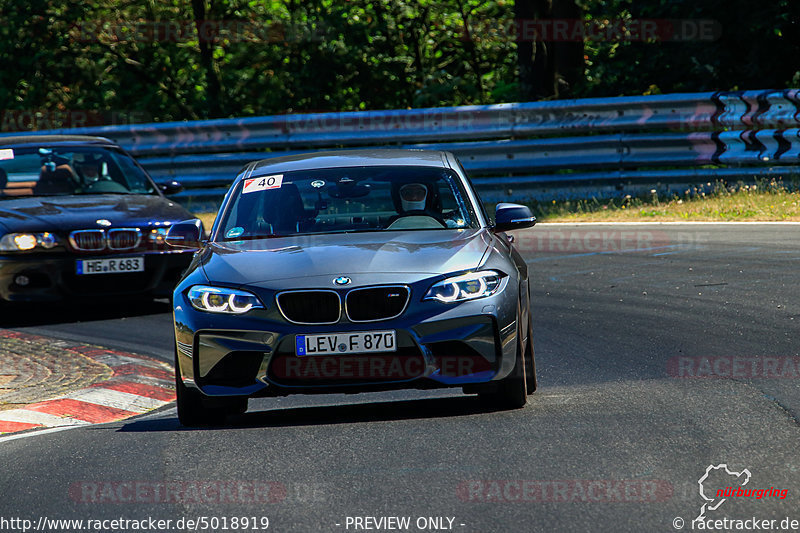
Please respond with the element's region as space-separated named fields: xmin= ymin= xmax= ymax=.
xmin=248 ymin=149 xmax=451 ymax=177
xmin=0 ymin=134 xmax=118 ymax=148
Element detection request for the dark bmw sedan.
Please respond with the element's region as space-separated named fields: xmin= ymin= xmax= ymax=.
xmin=0 ymin=135 xmax=199 ymax=303
xmin=167 ymin=149 xmax=537 ymax=426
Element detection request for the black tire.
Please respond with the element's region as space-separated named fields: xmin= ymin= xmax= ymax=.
xmin=479 ymin=316 xmax=528 ymax=409
xmin=175 ymin=363 xmax=247 ymax=427
xmin=524 ymin=316 xmax=538 ymax=395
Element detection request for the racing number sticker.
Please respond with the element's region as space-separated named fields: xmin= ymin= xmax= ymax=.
xmin=243 ymin=174 xmax=283 ymax=194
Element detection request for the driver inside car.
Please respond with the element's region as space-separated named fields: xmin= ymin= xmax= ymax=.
xmin=387 ymin=182 xmax=465 ymax=229
xmin=386 ymin=183 xmax=445 ymax=230
xmin=386 ymin=182 xmax=445 ymax=229
xmin=75 ymin=155 xmax=104 ymax=184
xmin=399 ymin=182 xmax=428 ymax=212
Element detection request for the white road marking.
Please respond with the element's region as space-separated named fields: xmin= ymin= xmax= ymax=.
xmin=0 ymin=404 xmax=178 ymax=444
xmin=109 ymin=374 xmax=174 ymax=388
xmin=0 ymin=425 xmax=79 ymax=444
xmin=90 ymin=354 xmax=167 ymax=368
xmin=61 ymin=388 xmax=168 ymax=412
xmin=0 ymin=409 xmax=90 ymax=427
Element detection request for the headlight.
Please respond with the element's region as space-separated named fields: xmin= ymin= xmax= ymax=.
xmin=424 ymin=271 xmax=503 ymax=303
xmin=188 ymin=285 xmax=264 ymax=314
xmin=0 ymin=232 xmax=60 ymax=252
xmin=148 ymin=227 xmax=170 ymax=245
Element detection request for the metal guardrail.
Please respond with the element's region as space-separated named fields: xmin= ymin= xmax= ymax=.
xmin=2 ymin=89 xmax=799 ymax=204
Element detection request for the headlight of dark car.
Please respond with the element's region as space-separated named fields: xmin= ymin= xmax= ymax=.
xmin=147 ymin=227 xmax=170 ymax=245
xmin=423 ymin=271 xmax=503 ymax=303
xmin=188 ymin=285 xmax=265 ymax=314
xmin=0 ymin=232 xmax=60 ymax=252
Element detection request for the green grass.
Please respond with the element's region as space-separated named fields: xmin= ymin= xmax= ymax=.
xmin=527 ymin=180 xmax=800 ymax=222
xmin=196 ymin=212 xmax=217 ymax=231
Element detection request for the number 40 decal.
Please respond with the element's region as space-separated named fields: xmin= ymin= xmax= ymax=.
xmin=242 ymin=174 xmax=284 ymax=194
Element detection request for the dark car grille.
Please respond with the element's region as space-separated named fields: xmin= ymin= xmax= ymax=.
xmin=346 ymin=286 xmax=410 ymax=322
xmin=108 ymin=228 xmax=141 ymax=250
xmin=69 ymin=230 xmax=105 ymax=251
xmin=277 ymin=290 xmax=341 ymax=324
xmin=69 ymin=228 xmax=141 ymax=252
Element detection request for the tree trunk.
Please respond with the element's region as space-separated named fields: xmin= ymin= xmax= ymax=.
xmin=515 ymin=0 xmax=583 ymax=100
xmin=191 ymin=0 xmax=223 ymax=118
xmin=551 ymin=0 xmax=584 ymax=97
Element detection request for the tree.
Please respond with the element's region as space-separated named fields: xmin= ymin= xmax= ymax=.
xmin=515 ymin=0 xmax=584 ymax=100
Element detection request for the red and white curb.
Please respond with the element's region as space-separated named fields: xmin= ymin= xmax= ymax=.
xmin=0 ymin=341 xmax=175 ymax=435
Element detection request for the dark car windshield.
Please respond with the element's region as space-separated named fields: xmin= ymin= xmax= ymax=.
xmin=216 ymin=165 xmax=479 ymax=240
xmin=0 ymin=145 xmax=157 ymax=198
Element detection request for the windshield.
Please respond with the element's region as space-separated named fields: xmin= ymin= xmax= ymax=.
xmin=215 ymin=165 xmax=479 ymax=240
xmin=0 ymin=145 xmax=157 ymax=198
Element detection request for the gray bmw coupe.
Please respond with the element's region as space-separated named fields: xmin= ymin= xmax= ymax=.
xmin=168 ymin=149 xmax=537 ymax=426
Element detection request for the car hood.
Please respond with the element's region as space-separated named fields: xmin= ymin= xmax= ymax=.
xmin=201 ymin=229 xmax=492 ymax=288
xmin=0 ymin=195 xmax=194 ymax=233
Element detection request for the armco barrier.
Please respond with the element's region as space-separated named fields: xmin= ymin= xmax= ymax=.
xmin=2 ymin=90 xmax=800 ymax=204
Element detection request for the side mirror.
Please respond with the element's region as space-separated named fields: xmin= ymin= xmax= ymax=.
xmin=166 ymin=219 xmax=204 ymax=248
xmin=493 ymin=203 xmax=536 ymax=232
xmin=158 ymin=180 xmax=184 ymax=196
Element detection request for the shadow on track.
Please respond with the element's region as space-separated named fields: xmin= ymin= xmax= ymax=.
xmin=0 ymin=298 xmax=172 ymax=327
xmin=118 ymin=395 xmax=509 ymax=433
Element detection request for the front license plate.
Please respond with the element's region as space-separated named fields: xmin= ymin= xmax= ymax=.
xmin=296 ymin=330 xmax=396 ymax=356
xmin=76 ymin=257 xmax=144 ymax=275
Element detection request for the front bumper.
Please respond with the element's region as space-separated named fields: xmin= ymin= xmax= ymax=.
xmin=0 ymin=250 xmax=195 ymax=302
xmin=173 ymin=288 xmax=519 ymax=397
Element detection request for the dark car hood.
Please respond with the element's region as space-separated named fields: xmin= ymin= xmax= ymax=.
xmin=201 ymin=229 xmax=492 ymax=288
xmin=0 ymin=195 xmax=194 ymax=233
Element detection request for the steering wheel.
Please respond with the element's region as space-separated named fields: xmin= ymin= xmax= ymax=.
xmin=387 ymin=210 xmax=447 ymax=229
xmin=84 ymin=180 xmax=129 ymax=193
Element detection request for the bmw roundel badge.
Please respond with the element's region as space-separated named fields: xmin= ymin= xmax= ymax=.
xmin=334 ymin=276 xmax=351 ymax=286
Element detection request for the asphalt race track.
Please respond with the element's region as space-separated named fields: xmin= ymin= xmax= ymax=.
xmin=2 ymin=223 xmax=799 ymax=533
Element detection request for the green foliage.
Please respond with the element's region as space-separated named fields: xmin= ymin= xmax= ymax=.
xmin=578 ymin=0 xmax=800 ymax=96
xmin=0 ymin=0 xmax=798 ymax=123
xmin=0 ymin=0 xmax=516 ymax=121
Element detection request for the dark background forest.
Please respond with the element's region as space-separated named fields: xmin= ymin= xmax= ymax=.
xmin=1 ymin=0 xmax=798 ymax=126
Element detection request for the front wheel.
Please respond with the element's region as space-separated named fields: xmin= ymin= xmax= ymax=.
xmin=479 ymin=319 xmax=528 ymax=409
xmin=175 ymin=364 xmax=247 ymax=427
xmin=524 ymin=316 xmax=537 ymax=395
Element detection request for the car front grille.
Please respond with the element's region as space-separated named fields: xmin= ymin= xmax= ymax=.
xmin=108 ymin=228 xmax=141 ymax=250
xmin=276 ymin=290 xmax=341 ymax=324
xmin=345 ymin=286 xmax=410 ymax=322
xmin=69 ymin=230 xmax=106 ymax=251
xmin=69 ymin=228 xmax=142 ymax=252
